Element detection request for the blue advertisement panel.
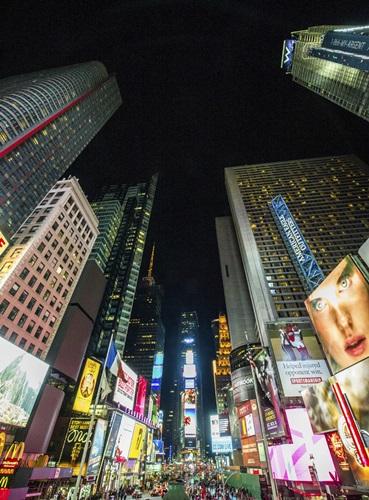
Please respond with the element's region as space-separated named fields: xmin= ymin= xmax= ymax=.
xmin=310 ymin=47 xmax=369 ymax=72
xmin=270 ymin=195 xmax=324 ymax=292
xmin=281 ymin=39 xmax=296 ymax=73
xmin=322 ymin=31 xmax=369 ymax=56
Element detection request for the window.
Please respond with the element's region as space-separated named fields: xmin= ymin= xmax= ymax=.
xmin=8 ymin=306 xmax=19 ymax=321
xmin=62 ymin=289 xmax=68 ymax=299
xmin=0 ymin=326 xmax=9 ymax=337
xmin=18 ymin=290 xmax=29 ymax=304
xmin=56 ymin=301 xmax=63 ymax=312
xmin=50 ymin=295 xmax=57 ymax=307
xmin=44 ymin=250 xmax=52 ymax=261
xmin=35 ymin=304 xmax=43 ymax=317
xmin=49 ymin=316 xmax=56 ymax=328
xmin=28 ymin=275 xmax=37 ymax=287
xmin=35 ymin=283 xmax=44 ymax=294
xmin=19 ymin=267 xmax=30 ymax=279
xmin=29 ymin=254 xmax=38 ymax=267
xmin=52 ymin=222 xmax=58 ymax=231
xmin=36 ymin=262 xmax=45 ymax=274
xmin=18 ymin=338 xmax=26 ymax=349
xmin=36 ymin=349 xmax=43 ymax=358
xmin=45 ymin=231 xmax=52 ymax=241
xmin=17 ymin=313 xmax=28 ymax=327
xmin=26 ymin=320 xmax=35 ymax=333
xmin=27 ymin=298 xmax=36 ymax=310
xmin=51 ymin=240 xmax=58 ymax=249
xmin=56 ymin=283 xmax=63 ymax=293
xmin=44 ymin=270 xmax=51 ymax=280
xmin=41 ymin=334 xmax=48 ymax=344
xmin=43 ymin=289 xmax=51 ymax=301
xmin=9 ymin=282 xmax=20 ymax=296
xmin=57 ymin=247 xmax=64 ymax=257
xmin=37 ymin=242 xmax=46 ymax=253
xmin=50 ymin=277 xmax=57 ymax=288
xmin=35 ymin=326 xmax=43 ymax=339
xmin=9 ymin=332 xmax=18 ymax=343
xmin=28 ymin=344 xmax=35 ymax=354
xmin=51 ymin=257 xmax=58 ymax=268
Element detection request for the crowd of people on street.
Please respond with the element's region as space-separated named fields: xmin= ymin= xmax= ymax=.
xmin=185 ymin=481 xmax=257 ymax=499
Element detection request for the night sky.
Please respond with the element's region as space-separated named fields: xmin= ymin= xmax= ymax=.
xmin=3 ymin=1 xmax=369 ymax=439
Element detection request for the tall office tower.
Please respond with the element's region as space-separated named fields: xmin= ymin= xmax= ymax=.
xmin=282 ymin=25 xmax=369 ymax=122
xmin=225 ymin=155 xmax=369 ymax=344
xmin=179 ymin=311 xmax=200 ymax=367
xmin=123 ymin=246 xmax=165 ymax=386
xmin=0 ymin=61 xmax=121 ymax=237
xmin=89 ymin=174 xmax=158 ymax=356
xmin=163 ymin=378 xmax=179 ymax=457
xmin=211 ymin=313 xmax=231 ymax=414
xmin=215 ymin=216 xmax=258 ymax=350
xmin=0 ymin=177 xmax=98 ymax=359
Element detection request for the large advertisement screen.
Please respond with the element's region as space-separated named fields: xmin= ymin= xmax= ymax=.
xmin=0 ymin=337 xmax=48 ymax=427
xmin=129 ymin=423 xmax=146 ymax=459
xmin=302 ymin=356 xmax=369 ymax=487
xmin=113 ymin=362 xmax=138 ymax=410
xmin=72 ymin=358 xmax=101 ymax=414
xmin=184 ymin=407 xmax=197 ymax=437
xmin=113 ymin=414 xmax=135 ymax=463
xmin=86 ymin=418 xmax=108 ymax=477
xmin=267 ymin=321 xmax=330 ymax=397
xmin=252 ymin=349 xmax=286 ymax=439
xmin=59 ymin=418 xmax=93 ymax=474
xmin=305 ymin=255 xmax=369 ymax=374
xmin=268 ymin=408 xmax=337 ymax=482
xmin=134 ymin=376 xmax=147 ymax=417
xmin=231 ymin=366 xmax=255 ymax=405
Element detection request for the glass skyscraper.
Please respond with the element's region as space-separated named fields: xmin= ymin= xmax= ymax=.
xmin=0 ymin=61 xmax=121 ymax=236
xmin=283 ymin=25 xmax=369 ymax=121
xmin=226 ymin=155 xmax=369 ymax=344
xmin=89 ymin=174 xmax=158 ymax=356
xmin=211 ymin=313 xmax=231 ymax=415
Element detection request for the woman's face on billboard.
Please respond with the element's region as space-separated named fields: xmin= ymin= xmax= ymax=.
xmin=306 ymin=257 xmax=369 ymax=370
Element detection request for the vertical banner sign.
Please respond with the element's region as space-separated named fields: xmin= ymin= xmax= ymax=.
xmin=134 ymin=376 xmax=147 ymax=417
xmin=113 ymin=362 xmax=138 ymax=410
xmin=129 ymin=423 xmax=146 ymax=459
xmin=86 ymin=418 xmax=108 ymax=477
xmin=270 ymin=194 xmax=324 ymax=292
xmin=59 ymin=418 xmax=94 ymax=475
xmin=72 ymin=358 xmax=101 ymax=414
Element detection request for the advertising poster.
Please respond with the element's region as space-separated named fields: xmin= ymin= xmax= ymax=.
xmin=210 ymin=415 xmax=220 ymax=439
xmin=237 ymin=400 xmax=260 ymax=439
xmin=59 ymin=418 xmax=93 ymax=474
xmin=184 ymin=407 xmax=196 ymax=437
xmin=231 ymin=365 xmax=255 ymax=405
xmin=302 ymin=356 xmax=369 ymax=487
xmin=113 ymin=362 xmax=138 ymax=410
xmin=267 ymin=321 xmax=331 ymax=397
xmin=241 ymin=436 xmax=260 ymax=467
xmin=268 ymin=408 xmax=337 ymax=483
xmin=86 ymin=418 xmax=108 ymax=477
xmin=326 ymin=431 xmax=356 ymax=486
xmin=212 ymin=437 xmax=233 ymax=454
xmin=113 ymin=415 xmax=135 ymax=463
xmin=0 ymin=337 xmax=48 ymax=427
xmin=133 ymin=376 xmax=147 ymax=417
xmin=226 ymin=388 xmax=241 ymax=449
xmin=129 ymin=423 xmax=146 ymax=459
xmin=183 ymin=389 xmax=196 ymax=405
xmin=72 ymin=358 xmax=101 ymax=414
xmin=105 ymin=412 xmax=122 ymax=458
xmin=305 ymin=255 xmax=369 ymax=374
xmin=252 ymin=349 xmax=286 ymax=439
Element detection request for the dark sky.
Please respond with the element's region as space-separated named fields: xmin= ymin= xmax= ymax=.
xmin=3 ymin=1 xmax=369 ymax=435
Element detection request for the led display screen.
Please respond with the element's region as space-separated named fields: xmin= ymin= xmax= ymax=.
xmin=305 ymin=255 xmax=369 ymax=374
xmin=0 ymin=337 xmax=48 ymax=427
xmin=183 ymin=364 xmax=196 ymax=378
xmin=184 ymin=407 xmax=196 ymax=437
xmin=134 ymin=376 xmax=147 ymax=417
xmin=129 ymin=423 xmax=146 ymax=459
xmin=113 ymin=362 xmax=138 ymax=410
xmin=268 ymin=408 xmax=337 ymax=482
xmin=185 ymin=379 xmax=195 ymax=389
xmin=113 ymin=414 xmax=135 ymax=463
xmin=72 ymin=358 xmax=100 ymax=414
xmin=87 ymin=418 xmax=108 ymax=476
xmin=185 ymin=350 xmax=194 ymax=364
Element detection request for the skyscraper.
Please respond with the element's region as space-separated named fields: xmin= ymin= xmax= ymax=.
xmin=225 ymin=155 xmax=369 ymax=344
xmin=123 ymin=246 xmax=165 ymax=387
xmin=0 ymin=61 xmax=121 ymax=236
xmin=211 ymin=313 xmax=231 ymax=415
xmin=0 ymin=177 xmax=98 ymax=359
xmin=282 ymin=25 xmax=369 ymax=122
xmin=89 ymin=174 xmax=158 ymax=356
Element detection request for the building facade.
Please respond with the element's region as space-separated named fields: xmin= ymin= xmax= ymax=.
xmin=0 ymin=177 xmax=98 ymax=358
xmin=283 ymin=25 xmax=369 ymax=122
xmin=89 ymin=174 xmax=158 ymax=357
xmin=225 ymin=154 xmax=369 ymax=344
xmin=211 ymin=313 xmax=232 ymax=415
xmin=0 ymin=61 xmax=121 ymax=236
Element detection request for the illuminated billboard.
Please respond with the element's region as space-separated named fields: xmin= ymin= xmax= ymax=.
xmin=210 ymin=415 xmax=220 ymax=439
xmin=212 ymin=436 xmax=233 ymax=454
xmin=184 ymin=407 xmax=196 ymax=437
xmin=185 ymin=379 xmax=195 ymax=389
xmin=183 ymin=389 xmax=196 ymax=405
xmin=185 ymin=350 xmax=194 ymax=364
xmin=183 ymin=364 xmax=196 ymax=379
xmin=231 ymin=366 xmax=255 ymax=405
xmin=305 ymin=255 xmax=369 ymax=374
xmin=113 ymin=414 xmax=135 ymax=463
xmin=129 ymin=423 xmax=146 ymax=459
xmin=270 ymin=194 xmax=324 ymax=292
xmin=151 ymin=351 xmax=164 ymax=392
xmin=86 ymin=418 xmax=108 ymax=476
xmin=134 ymin=376 xmax=147 ymax=417
xmin=302 ymin=356 xmax=369 ymax=487
xmin=59 ymin=418 xmax=92 ymax=474
xmin=281 ymin=39 xmax=296 ymax=73
xmin=268 ymin=408 xmax=337 ymax=483
xmin=267 ymin=321 xmax=330 ymax=397
xmin=0 ymin=231 xmax=9 ymax=257
xmin=113 ymin=362 xmax=138 ymax=410
xmin=72 ymin=358 xmax=101 ymax=414
xmin=0 ymin=337 xmax=48 ymax=427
